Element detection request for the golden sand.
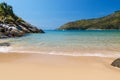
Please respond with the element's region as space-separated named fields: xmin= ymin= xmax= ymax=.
xmin=0 ymin=53 xmax=120 ymax=80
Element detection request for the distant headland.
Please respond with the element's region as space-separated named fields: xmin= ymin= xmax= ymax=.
xmin=57 ymin=11 xmax=120 ymax=30
xmin=0 ymin=2 xmax=44 ymax=38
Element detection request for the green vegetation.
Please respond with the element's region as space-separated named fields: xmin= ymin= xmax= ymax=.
xmin=0 ymin=2 xmax=23 ymax=23
xmin=58 ymin=11 xmax=120 ymax=30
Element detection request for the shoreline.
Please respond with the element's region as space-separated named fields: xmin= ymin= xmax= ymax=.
xmin=0 ymin=53 xmax=120 ymax=80
xmin=56 ymin=29 xmax=120 ymax=31
xmin=0 ymin=48 xmax=120 ymax=58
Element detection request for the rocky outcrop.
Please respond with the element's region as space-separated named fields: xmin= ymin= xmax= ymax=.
xmin=0 ymin=2 xmax=44 ymax=38
xmin=0 ymin=22 xmax=44 ymax=38
xmin=111 ymin=58 xmax=120 ymax=68
xmin=0 ymin=42 xmax=10 ymax=46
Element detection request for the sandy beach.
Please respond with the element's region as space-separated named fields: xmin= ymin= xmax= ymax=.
xmin=0 ymin=1 xmax=120 ymax=80
xmin=0 ymin=53 xmax=119 ymax=80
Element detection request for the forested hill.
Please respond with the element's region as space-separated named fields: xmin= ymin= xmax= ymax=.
xmin=58 ymin=11 xmax=120 ymax=30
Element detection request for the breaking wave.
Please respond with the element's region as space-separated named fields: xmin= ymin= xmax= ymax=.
xmin=0 ymin=46 xmax=119 ymax=58
xmin=0 ymin=49 xmax=119 ymax=58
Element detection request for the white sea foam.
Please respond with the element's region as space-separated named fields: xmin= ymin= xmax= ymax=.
xmin=0 ymin=47 xmax=13 ymax=53
xmin=0 ymin=46 xmax=119 ymax=58
xmin=46 ymin=51 xmax=120 ymax=58
xmin=5 ymin=50 xmax=120 ymax=58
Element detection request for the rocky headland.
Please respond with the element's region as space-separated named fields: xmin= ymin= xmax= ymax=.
xmin=58 ymin=11 xmax=120 ymax=30
xmin=0 ymin=2 xmax=44 ymax=39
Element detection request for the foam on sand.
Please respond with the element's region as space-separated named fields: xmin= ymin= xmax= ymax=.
xmin=0 ymin=47 xmax=13 ymax=53
xmin=1 ymin=49 xmax=119 ymax=58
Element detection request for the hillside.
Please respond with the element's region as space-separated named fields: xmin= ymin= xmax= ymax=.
xmin=58 ymin=11 xmax=120 ymax=30
xmin=0 ymin=2 xmax=44 ymax=38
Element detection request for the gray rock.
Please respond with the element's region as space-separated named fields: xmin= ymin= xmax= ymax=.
xmin=0 ymin=42 xmax=10 ymax=46
xmin=0 ymin=22 xmax=44 ymax=39
xmin=111 ymin=58 xmax=120 ymax=68
xmin=28 ymin=27 xmax=45 ymax=33
xmin=0 ymin=33 xmax=8 ymax=38
xmin=39 ymin=29 xmax=45 ymax=33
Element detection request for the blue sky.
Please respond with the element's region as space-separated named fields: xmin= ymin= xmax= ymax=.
xmin=0 ymin=0 xmax=120 ymax=30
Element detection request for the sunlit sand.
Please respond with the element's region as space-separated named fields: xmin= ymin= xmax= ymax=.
xmin=0 ymin=53 xmax=120 ymax=80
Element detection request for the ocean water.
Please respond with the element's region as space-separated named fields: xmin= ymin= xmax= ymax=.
xmin=0 ymin=30 xmax=120 ymax=57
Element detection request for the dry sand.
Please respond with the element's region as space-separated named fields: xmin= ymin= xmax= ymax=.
xmin=0 ymin=53 xmax=120 ymax=80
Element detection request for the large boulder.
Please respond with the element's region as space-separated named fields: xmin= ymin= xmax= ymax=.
xmin=111 ymin=58 xmax=120 ymax=68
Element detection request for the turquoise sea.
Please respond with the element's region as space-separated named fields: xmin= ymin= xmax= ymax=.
xmin=0 ymin=30 xmax=120 ymax=57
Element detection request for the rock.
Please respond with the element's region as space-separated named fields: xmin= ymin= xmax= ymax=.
xmin=39 ymin=29 xmax=45 ymax=33
xmin=28 ymin=27 xmax=45 ymax=33
xmin=0 ymin=35 xmax=8 ymax=38
xmin=111 ymin=58 xmax=120 ymax=68
xmin=0 ymin=33 xmax=8 ymax=38
xmin=8 ymin=30 xmax=24 ymax=37
xmin=18 ymin=25 xmax=31 ymax=33
xmin=0 ymin=42 xmax=10 ymax=46
xmin=0 ymin=23 xmax=44 ymax=38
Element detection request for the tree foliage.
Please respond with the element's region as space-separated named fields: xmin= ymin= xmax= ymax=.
xmin=0 ymin=2 xmax=22 ymax=23
xmin=58 ymin=11 xmax=120 ymax=30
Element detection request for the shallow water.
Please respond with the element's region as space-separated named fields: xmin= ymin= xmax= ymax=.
xmin=0 ymin=30 xmax=120 ymax=57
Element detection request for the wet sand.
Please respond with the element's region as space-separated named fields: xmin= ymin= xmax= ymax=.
xmin=0 ymin=53 xmax=120 ymax=80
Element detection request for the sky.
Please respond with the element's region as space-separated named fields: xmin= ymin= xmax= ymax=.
xmin=0 ymin=0 xmax=120 ymax=30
